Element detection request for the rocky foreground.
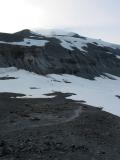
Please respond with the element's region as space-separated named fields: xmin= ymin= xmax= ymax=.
xmin=0 ymin=92 xmax=120 ymax=160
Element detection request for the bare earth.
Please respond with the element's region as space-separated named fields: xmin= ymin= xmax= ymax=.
xmin=0 ymin=92 xmax=120 ymax=160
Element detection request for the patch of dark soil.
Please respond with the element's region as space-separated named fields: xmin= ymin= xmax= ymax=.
xmin=0 ymin=77 xmax=17 ymax=80
xmin=0 ymin=92 xmax=120 ymax=160
xmin=116 ymin=95 xmax=120 ymax=99
xmin=29 ymin=87 xmax=40 ymax=89
xmin=0 ymin=92 xmax=25 ymax=98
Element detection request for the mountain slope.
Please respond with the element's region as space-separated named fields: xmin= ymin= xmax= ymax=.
xmin=0 ymin=67 xmax=120 ymax=116
xmin=0 ymin=29 xmax=120 ymax=79
xmin=0 ymin=30 xmax=120 ymax=160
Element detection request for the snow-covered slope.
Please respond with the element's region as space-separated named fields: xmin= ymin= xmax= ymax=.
xmin=0 ymin=29 xmax=120 ymax=52
xmin=0 ymin=67 xmax=120 ymax=116
xmin=32 ymin=29 xmax=120 ymax=51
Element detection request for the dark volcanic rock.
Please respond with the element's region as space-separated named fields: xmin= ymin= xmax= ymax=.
xmin=0 ymin=92 xmax=120 ymax=160
xmin=0 ymin=77 xmax=17 ymax=80
xmin=0 ymin=29 xmax=120 ymax=79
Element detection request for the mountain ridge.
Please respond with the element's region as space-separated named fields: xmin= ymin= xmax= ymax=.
xmin=0 ymin=29 xmax=120 ymax=79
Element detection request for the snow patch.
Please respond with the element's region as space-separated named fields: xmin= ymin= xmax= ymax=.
xmin=32 ymin=30 xmax=120 ymax=52
xmin=31 ymin=29 xmax=75 ymax=36
xmin=0 ymin=67 xmax=120 ymax=116
xmin=54 ymin=35 xmax=87 ymax=52
xmin=0 ymin=38 xmax=49 ymax=47
xmin=116 ymin=55 xmax=120 ymax=59
xmin=53 ymin=36 xmax=120 ymax=52
xmin=0 ymin=67 xmax=17 ymax=74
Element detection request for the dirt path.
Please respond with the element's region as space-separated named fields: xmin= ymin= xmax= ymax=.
xmin=0 ymin=106 xmax=82 ymax=135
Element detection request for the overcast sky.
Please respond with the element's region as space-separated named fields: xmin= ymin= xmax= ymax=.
xmin=0 ymin=0 xmax=119 ymax=44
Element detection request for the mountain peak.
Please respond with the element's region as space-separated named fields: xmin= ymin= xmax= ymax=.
xmin=14 ymin=29 xmax=31 ymax=36
xmin=31 ymin=29 xmax=82 ymax=37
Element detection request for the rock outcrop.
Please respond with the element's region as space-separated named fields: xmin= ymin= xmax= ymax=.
xmin=0 ymin=29 xmax=120 ymax=79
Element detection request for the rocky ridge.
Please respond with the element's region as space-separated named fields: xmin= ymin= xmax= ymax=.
xmin=0 ymin=29 xmax=120 ymax=79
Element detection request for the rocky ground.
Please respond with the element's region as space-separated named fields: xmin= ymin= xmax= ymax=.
xmin=0 ymin=92 xmax=120 ymax=160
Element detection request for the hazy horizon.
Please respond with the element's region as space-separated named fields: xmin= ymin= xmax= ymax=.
xmin=0 ymin=0 xmax=119 ymax=44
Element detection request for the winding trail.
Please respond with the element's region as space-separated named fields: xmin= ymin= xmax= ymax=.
xmin=63 ymin=106 xmax=82 ymax=123
xmin=0 ymin=106 xmax=82 ymax=134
